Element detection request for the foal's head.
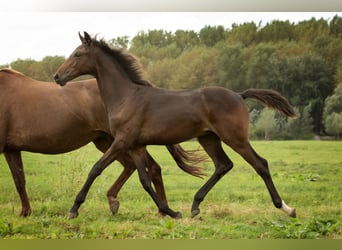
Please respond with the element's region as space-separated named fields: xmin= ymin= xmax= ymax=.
xmin=54 ymin=32 xmax=95 ymax=86
xmin=54 ymin=31 xmax=151 ymax=87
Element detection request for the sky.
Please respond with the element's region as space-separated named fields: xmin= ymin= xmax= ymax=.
xmin=0 ymin=12 xmax=340 ymax=66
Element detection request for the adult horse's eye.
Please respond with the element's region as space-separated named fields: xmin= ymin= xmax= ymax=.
xmin=74 ymin=52 xmax=81 ymax=58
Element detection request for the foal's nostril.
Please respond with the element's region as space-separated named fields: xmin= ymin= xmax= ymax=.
xmin=53 ymin=74 xmax=59 ymax=82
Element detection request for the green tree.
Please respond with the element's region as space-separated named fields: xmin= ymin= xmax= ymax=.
xmin=293 ymin=17 xmax=329 ymax=43
xmin=324 ymin=113 xmax=342 ymax=138
xmin=329 ymin=14 xmax=342 ymax=38
xmin=245 ymin=43 xmax=277 ymax=90
xmin=40 ymin=56 xmax=66 ymax=81
xmin=109 ymin=36 xmax=130 ymax=49
xmin=216 ymin=43 xmax=249 ymax=91
xmin=166 ymin=47 xmax=219 ymax=89
xmin=270 ymin=54 xmax=334 ymax=134
xmin=254 ymin=109 xmax=277 ymax=140
xmin=174 ymin=29 xmax=199 ymax=51
xmin=199 ymin=25 xmax=226 ymax=47
xmin=257 ymin=20 xmax=294 ymax=42
xmin=323 ymin=83 xmax=342 ymax=137
xmin=10 ymin=59 xmax=40 ymax=79
xmin=279 ymin=105 xmax=314 ymax=139
xmin=227 ymin=22 xmax=257 ymax=46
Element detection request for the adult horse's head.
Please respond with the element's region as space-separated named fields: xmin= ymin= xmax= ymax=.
xmin=54 ymin=32 xmax=94 ymax=86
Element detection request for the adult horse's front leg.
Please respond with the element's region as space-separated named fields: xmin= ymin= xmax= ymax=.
xmin=106 ymin=162 xmax=135 ymax=215
xmin=107 ymin=152 xmax=168 ymax=216
xmin=5 ymin=151 xmax=32 ymax=217
xmin=69 ymin=141 xmax=123 ymax=219
xmin=129 ymin=147 xmax=182 ymax=219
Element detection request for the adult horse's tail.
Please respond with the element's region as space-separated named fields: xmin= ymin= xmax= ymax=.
xmin=166 ymin=144 xmax=207 ymax=178
xmin=240 ymin=89 xmax=297 ymax=118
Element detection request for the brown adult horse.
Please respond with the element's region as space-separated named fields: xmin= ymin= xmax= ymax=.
xmin=54 ymin=32 xmax=297 ymax=219
xmin=0 ymin=68 xmax=205 ymax=217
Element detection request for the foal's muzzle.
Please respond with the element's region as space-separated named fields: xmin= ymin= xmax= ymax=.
xmin=53 ymin=74 xmax=66 ymax=86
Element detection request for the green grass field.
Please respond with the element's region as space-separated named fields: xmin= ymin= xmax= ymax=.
xmin=0 ymin=141 xmax=341 ymax=239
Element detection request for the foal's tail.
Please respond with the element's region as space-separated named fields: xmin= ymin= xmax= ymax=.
xmin=166 ymin=144 xmax=207 ymax=178
xmin=240 ymin=89 xmax=297 ymax=118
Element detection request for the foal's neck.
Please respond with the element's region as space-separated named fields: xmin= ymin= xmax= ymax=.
xmin=94 ymin=50 xmax=136 ymax=111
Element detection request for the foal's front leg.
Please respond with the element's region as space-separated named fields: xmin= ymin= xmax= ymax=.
xmin=129 ymin=147 xmax=182 ymax=219
xmin=69 ymin=141 xmax=123 ymax=219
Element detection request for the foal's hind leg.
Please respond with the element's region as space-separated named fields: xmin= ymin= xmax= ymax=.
xmin=129 ymin=147 xmax=181 ymax=219
xmin=4 ymin=151 xmax=32 ymax=216
xmin=191 ymin=133 xmax=233 ymax=218
xmin=229 ymin=141 xmax=296 ymax=217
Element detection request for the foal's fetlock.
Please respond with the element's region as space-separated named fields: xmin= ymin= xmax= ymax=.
xmin=68 ymin=211 xmax=79 ymax=220
xmin=191 ymin=208 xmax=200 ymax=218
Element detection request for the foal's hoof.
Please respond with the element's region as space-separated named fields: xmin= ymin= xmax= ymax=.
xmin=289 ymin=208 xmax=297 ymax=218
xmin=191 ymin=209 xmax=200 ymax=218
xmin=109 ymin=200 xmax=120 ymax=215
xmin=173 ymin=211 xmax=182 ymax=219
xmin=68 ymin=212 xmax=79 ymax=220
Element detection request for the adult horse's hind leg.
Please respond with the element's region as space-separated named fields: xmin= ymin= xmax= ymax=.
xmin=4 ymin=150 xmax=32 ymax=216
xmin=229 ymin=141 xmax=296 ymax=217
xmin=94 ymin=136 xmax=168 ymax=216
xmin=191 ymin=133 xmax=233 ymax=218
xmin=106 ymin=158 xmax=135 ymax=215
xmin=106 ymin=153 xmax=168 ymax=216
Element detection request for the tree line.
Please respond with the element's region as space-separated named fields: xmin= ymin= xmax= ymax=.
xmin=2 ymin=15 xmax=342 ymax=139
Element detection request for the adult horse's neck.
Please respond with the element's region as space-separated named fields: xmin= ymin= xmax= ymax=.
xmin=93 ymin=48 xmax=136 ymax=111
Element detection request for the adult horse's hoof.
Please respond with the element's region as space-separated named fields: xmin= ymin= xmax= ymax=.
xmin=68 ymin=212 xmax=79 ymax=219
xmin=191 ymin=209 xmax=200 ymax=218
xmin=109 ymin=199 xmax=120 ymax=215
xmin=20 ymin=208 xmax=32 ymax=217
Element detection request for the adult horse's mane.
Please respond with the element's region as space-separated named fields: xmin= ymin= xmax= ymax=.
xmin=91 ymin=37 xmax=153 ymax=87
xmin=0 ymin=68 xmax=26 ymax=76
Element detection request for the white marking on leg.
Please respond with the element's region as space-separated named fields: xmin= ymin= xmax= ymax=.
xmin=280 ymin=200 xmax=296 ymax=217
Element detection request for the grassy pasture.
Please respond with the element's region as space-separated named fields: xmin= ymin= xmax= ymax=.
xmin=0 ymin=141 xmax=341 ymax=239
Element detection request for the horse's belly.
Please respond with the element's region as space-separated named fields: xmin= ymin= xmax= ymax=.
xmin=5 ymin=130 xmax=95 ymax=154
xmin=139 ymin=121 xmax=207 ymax=145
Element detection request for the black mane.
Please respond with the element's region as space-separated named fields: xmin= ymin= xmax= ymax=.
xmin=91 ymin=37 xmax=153 ymax=87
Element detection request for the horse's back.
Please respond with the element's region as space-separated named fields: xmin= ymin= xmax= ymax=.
xmin=0 ymin=72 xmax=108 ymax=153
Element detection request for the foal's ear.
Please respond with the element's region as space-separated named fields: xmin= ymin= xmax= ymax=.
xmin=78 ymin=31 xmax=92 ymax=46
xmin=83 ymin=32 xmax=92 ymax=45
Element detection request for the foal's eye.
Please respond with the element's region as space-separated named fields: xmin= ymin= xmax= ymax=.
xmin=74 ymin=52 xmax=81 ymax=58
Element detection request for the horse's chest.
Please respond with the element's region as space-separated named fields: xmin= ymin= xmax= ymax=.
xmin=108 ymin=109 xmax=140 ymax=134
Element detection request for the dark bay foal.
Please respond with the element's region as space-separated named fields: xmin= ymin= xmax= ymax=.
xmin=54 ymin=32 xmax=297 ymax=219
